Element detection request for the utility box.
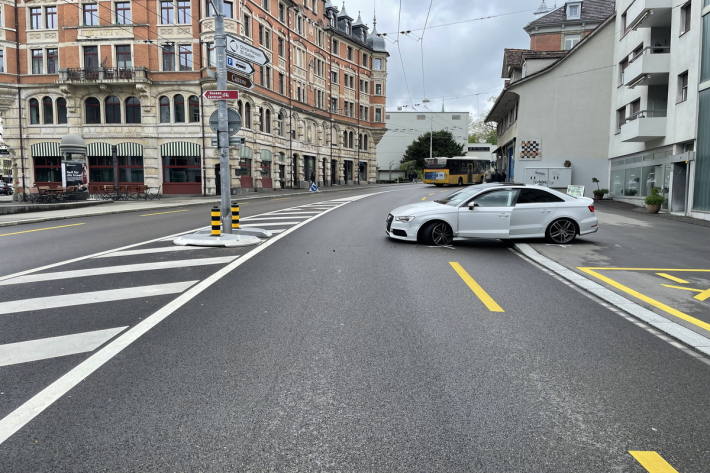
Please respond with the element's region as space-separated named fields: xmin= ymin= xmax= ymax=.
xmin=524 ymin=167 xmax=571 ymax=188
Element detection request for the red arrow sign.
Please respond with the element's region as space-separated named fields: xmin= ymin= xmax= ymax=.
xmin=203 ymin=90 xmax=239 ymax=100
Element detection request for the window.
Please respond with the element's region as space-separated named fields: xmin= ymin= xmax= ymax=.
xmin=630 ymin=98 xmax=641 ymax=118
xmin=57 ymin=98 xmax=67 ymax=124
xmin=45 ymin=6 xmax=57 ymax=29
xmin=472 ymin=189 xmax=518 ymax=207
xmin=416 ymin=114 xmax=425 ymax=120
xmin=29 ymin=98 xmax=40 ymax=124
xmin=188 ymin=95 xmax=200 ymax=122
xmin=375 ymin=83 xmax=382 ymax=95
xmin=566 ymin=2 xmax=581 ymax=20
xmin=332 ymin=39 xmax=339 ymax=54
xmin=678 ymin=71 xmax=689 ymax=103
xmin=224 ymin=1 xmax=233 ymax=17
xmin=162 ymin=44 xmax=175 ymax=71
xmin=278 ymin=72 xmax=285 ymax=94
xmin=373 ymin=58 xmax=382 ymax=70
xmin=330 ymin=97 xmax=337 ymax=112
xmin=178 ymin=45 xmax=192 ymax=71
xmin=619 ymin=57 xmax=629 ymax=85
xmin=278 ymin=111 xmax=285 ymax=136
xmin=264 ymin=65 xmax=271 ymax=89
xmin=115 ymin=2 xmax=131 ymax=24
xmin=563 ymin=34 xmax=581 ymax=50
xmin=342 ymin=130 xmax=348 ymax=147
xmin=30 ymin=7 xmax=42 ymax=29
xmin=680 ymin=2 xmax=692 ymax=35
xmin=452 ymin=114 xmax=461 ymax=120
xmin=83 ymin=3 xmax=99 ymax=26
xmin=85 ymin=97 xmax=101 ymax=124
xmin=115 ymin=45 xmax=132 ymax=68
xmin=516 ymin=188 xmax=564 ymax=204
xmin=160 ymin=1 xmax=174 ymax=24
xmin=279 ymin=3 xmax=286 ymax=22
xmin=316 ymin=29 xmax=323 ymax=47
xmin=259 ymin=107 xmax=265 ymax=132
xmin=347 ymin=46 xmax=353 ymax=60
xmin=105 ymin=96 xmax=121 ymax=123
xmin=621 ymin=11 xmax=627 ymax=34
xmin=31 ymin=49 xmax=43 ymax=74
xmin=42 ymin=97 xmax=53 ymax=124
xmin=362 ymin=52 xmax=368 ymax=66
xmin=159 ymin=96 xmax=171 ymax=122
xmin=348 ymin=131 xmax=354 ymax=148
xmin=364 ymin=135 xmax=368 ymax=150
xmin=262 ymin=0 xmax=269 ymax=10
xmin=311 ymin=0 xmax=317 ymax=13
xmin=330 ymin=70 xmax=338 ymax=83
xmin=243 ymin=13 xmax=251 ymax=37
xmin=375 ymin=108 xmax=382 ymax=122
xmin=174 ymin=94 xmax=185 ymax=122
xmin=176 ymin=0 xmax=190 ymax=24
xmin=259 ymin=24 xmax=271 ymax=49
xmin=125 ymin=97 xmax=141 ymax=123
xmin=244 ymin=102 xmax=251 ymax=128
xmin=46 ymin=48 xmax=58 ymax=74
xmin=83 ymin=46 xmax=99 ymax=70
xmin=296 ymin=15 xmax=303 ymax=34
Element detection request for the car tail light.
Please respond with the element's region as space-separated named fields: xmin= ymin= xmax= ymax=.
xmin=588 ymin=205 xmax=595 ymax=213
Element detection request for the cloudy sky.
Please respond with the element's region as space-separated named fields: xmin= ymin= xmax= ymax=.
xmin=340 ymin=0 xmax=543 ymax=121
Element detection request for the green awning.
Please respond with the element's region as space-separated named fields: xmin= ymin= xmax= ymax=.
xmin=240 ymin=146 xmax=253 ymax=159
xmin=117 ymin=142 xmax=143 ymax=156
xmin=160 ymin=141 xmax=201 ymax=157
xmin=87 ymin=142 xmax=112 ymax=157
xmin=260 ymin=149 xmax=272 ymax=162
xmin=30 ymin=142 xmax=61 ymax=157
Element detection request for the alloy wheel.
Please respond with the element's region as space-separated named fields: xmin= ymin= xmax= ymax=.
xmin=549 ymin=219 xmax=576 ymax=244
xmin=431 ymin=222 xmax=453 ymax=246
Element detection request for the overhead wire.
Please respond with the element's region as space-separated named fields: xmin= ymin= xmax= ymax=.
xmin=395 ymin=0 xmax=415 ymax=109
xmin=419 ymin=0 xmax=433 ymax=99
xmin=376 ymin=8 xmax=535 ymax=36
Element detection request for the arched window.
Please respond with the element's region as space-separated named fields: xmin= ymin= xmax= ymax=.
xmin=237 ymin=99 xmax=243 ymax=118
xmin=57 ymin=98 xmax=67 ymax=124
xmin=174 ymin=94 xmax=185 ymax=122
xmin=105 ymin=96 xmax=121 ymax=123
xmin=265 ymin=109 xmax=271 ymax=133
xmin=159 ymin=96 xmax=170 ymax=123
xmin=125 ymin=97 xmax=141 ymax=124
xmin=29 ymin=98 xmax=40 ymax=124
xmin=85 ymin=97 xmax=101 ymax=124
xmin=42 ymin=96 xmax=53 ymax=124
xmin=258 ymin=107 xmax=265 ymax=132
xmin=188 ymin=95 xmax=200 ymax=122
xmin=244 ymin=102 xmax=251 ymax=128
xmin=364 ymin=134 xmax=368 ymax=150
xmin=348 ymin=131 xmax=354 ymax=149
xmin=343 ymin=130 xmax=347 ymax=147
xmin=278 ymin=111 xmax=285 ymax=136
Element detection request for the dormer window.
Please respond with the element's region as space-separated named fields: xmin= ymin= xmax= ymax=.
xmin=566 ymin=2 xmax=581 ymax=20
xmin=329 ymin=13 xmax=335 ymax=27
xmin=346 ymin=21 xmax=351 ymax=34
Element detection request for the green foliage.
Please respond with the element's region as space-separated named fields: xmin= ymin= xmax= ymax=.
xmin=401 ymin=130 xmax=464 ymax=169
xmin=645 ymin=187 xmax=665 ymax=206
xmin=468 ymin=120 xmax=498 ymax=145
xmin=592 ymin=177 xmax=600 ymax=191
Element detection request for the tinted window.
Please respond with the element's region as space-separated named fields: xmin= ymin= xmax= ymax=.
xmin=516 ymin=188 xmax=565 ymax=204
xmin=472 ymin=189 xmax=518 ymax=207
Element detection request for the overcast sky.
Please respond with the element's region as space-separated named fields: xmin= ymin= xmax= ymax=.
xmin=341 ymin=0 xmax=541 ymax=122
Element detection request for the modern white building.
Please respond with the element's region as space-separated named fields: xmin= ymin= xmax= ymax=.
xmin=608 ymin=0 xmax=706 ymax=219
xmin=376 ymin=111 xmax=470 ymax=170
xmin=464 ymin=143 xmax=495 ymax=161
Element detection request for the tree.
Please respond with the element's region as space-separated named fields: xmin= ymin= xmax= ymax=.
xmin=401 ymin=130 xmax=464 ymax=169
xmin=468 ymin=120 xmax=497 ymax=145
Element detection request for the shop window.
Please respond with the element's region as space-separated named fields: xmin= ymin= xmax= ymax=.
xmin=125 ymin=96 xmax=141 ymax=123
xmin=119 ymin=156 xmax=144 ymax=183
xmin=85 ymin=97 xmax=101 ymax=124
xmin=159 ymin=96 xmax=170 ymax=123
xmin=188 ymin=95 xmax=200 ymax=122
xmin=42 ymin=96 xmax=53 ymax=124
xmin=174 ymin=94 xmax=185 ymax=122
xmin=105 ymin=95 xmax=121 ymax=124
xmin=33 ymin=156 xmax=62 ymax=183
xmin=163 ymin=156 xmax=201 ymax=183
xmin=29 ymin=98 xmax=40 ymax=124
xmin=237 ymin=158 xmax=252 ymax=176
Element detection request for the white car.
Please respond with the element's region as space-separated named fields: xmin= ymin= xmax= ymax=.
xmin=386 ymin=183 xmax=598 ymax=245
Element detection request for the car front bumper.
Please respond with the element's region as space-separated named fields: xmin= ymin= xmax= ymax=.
xmin=386 ymin=214 xmax=419 ymax=242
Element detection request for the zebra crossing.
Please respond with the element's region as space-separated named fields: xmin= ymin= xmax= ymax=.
xmin=0 ymin=197 xmax=355 ymax=371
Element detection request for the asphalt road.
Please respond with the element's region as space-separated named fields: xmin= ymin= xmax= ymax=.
xmin=1 ymin=185 xmax=709 ymax=472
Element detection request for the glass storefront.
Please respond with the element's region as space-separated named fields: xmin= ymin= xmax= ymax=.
xmin=610 ymin=148 xmax=674 ymax=201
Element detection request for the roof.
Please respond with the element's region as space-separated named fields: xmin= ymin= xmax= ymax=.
xmin=501 ymin=49 xmax=568 ymax=78
xmin=524 ymin=0 xmax=615 ymax=32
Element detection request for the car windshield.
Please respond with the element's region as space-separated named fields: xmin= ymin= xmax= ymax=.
xmin=435 ymin=185 xmax=488 ymax=206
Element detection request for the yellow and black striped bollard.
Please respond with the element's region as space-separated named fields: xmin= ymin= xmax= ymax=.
xmin=231 ymin=202 xmax=240 ymax=230
xmin=210 ymin=206 xmax=221 ymax=236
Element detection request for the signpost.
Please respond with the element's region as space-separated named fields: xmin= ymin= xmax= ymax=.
xmin=203 ymin=90 xmax=239 ymax=101
xmin=227 ymin=71 xmax=254 ymax=89
xmin=226 ymin=34 xmax=270 ymax=65
xmin=209 ymin=108 xmax=242 ymax=136
xmin=226 ymin=56 xmax=255 ymax=75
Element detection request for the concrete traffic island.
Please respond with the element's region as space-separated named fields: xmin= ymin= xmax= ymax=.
xmin=173 ymin=229 xmax=266 ymax=248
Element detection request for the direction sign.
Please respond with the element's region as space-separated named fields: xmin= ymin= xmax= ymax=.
xmin=203 ymin=90 xmax=239 ymax=101
xmin=209 ymin=108 xmax=242 ymax=136
xmin=226 ymin=56 xmax=255 ymax=75
xmin=226 ymin=34 xmax=269 ymax=65
xmin=227 ymin=71 xmax=254 ymax=89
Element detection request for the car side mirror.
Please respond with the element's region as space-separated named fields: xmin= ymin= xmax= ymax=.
xmin=468 ymin=202 xmax=479 ymax=210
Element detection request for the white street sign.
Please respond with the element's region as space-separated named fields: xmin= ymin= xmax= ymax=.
xmin=226 ymin=56 xmax=255 ymax=75
xmin=226 ymin=34 xmax=269 ymax=65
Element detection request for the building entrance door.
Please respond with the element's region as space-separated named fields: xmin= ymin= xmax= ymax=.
xmin=331 ymin=160 xmax=337 ymax=184
xmin=344 ymin=160 xmax=353 ymax=184
xmin=671 ymin=162 xmax=688 ymax=213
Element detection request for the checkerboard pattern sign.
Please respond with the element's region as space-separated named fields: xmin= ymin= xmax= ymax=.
xmin=520 ymin=139 xmax=542 ymax=160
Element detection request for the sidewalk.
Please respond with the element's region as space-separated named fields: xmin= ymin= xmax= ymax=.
xmin=515 ymin=200 xmax=710 ymax=356
xmin=0 ymin=184 xmax=401 ymax=227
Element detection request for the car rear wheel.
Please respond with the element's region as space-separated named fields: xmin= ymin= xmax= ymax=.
xmin=457 ymin=177 xmax=463 ymax=186
xmin=546 ymin=218 xmax=577 ymax=244
xmin=421 ymin=221 xmax=454 ymax=246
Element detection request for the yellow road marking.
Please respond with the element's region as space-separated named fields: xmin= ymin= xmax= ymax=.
xmin=449 ymin=262 xmax=504 ymax=312
xmin=421 ymin=196 xmax=427 ymax=201
xmin=661 ymin=284 xmax=702 ymax=293
xmin=581 ymin=267 xmax=710 ymax=272
xmin=140 ymin=209 xmax=190 ymax=217
xmin=694 ymin=288 xmax=710 ymax=302
xmin=0 ymin=223 xmax=85 ymax=237
xmin=579 ymin=267 xmax=710 ymax=333
xmin=656 ymin=273 xmax=689 ymax=284
xmin=629 ymin=451 xmax=680 ymax=473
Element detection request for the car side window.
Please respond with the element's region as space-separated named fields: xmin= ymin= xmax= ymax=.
xmin=516 ymin=188 xmax=565 ymax=204
xmin=471 ymin=189 xmax=518 ymax=207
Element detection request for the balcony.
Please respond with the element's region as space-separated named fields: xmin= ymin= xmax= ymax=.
xmin=624 ymin=47 xmax=670 ymax=87
xmin=58 ymin=67 xmax=150 ymax=85
xmin=625 ymin=0 xmax=672 ymax=30
xmin=620 ymin=110 xmax=667 ymax=142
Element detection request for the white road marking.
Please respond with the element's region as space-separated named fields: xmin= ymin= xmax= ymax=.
xmin=0 ymin=281 xmax=198 ymax=315
xmin=95 ymin=246 xmax=204 ymax=258
xmin=240 ymin=216 xmax=310 ymax=221
xmin=0 ymin=257 xmax=236 ymax=286
xmin=0 ymin=327 xmax=127 ymax=367
xmin=264 ymin=211 xmax=321 ymax=215
xmin=269 ymin=229 xmax=285 ymax=234
xmin=240 ymin=222 xmax=301 ymax=227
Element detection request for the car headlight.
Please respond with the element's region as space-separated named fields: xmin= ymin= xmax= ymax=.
xmin=395 ymin=216 xmax=416 ymax=222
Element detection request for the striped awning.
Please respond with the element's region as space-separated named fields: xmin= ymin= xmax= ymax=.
xmin=87 ymin=142 xmax=112 ymax=157
xmin=240 ymin=146 xmax=253 ymax=159
xmin=160 ymin=141 xmax=201 ymax=157
xmin=30 ymin=142 xmax=61 ymax=157
xmin=117 ymin=142 xmax=143 ymax=157
xmin=260 ymin=149 xmax=272 ymax=162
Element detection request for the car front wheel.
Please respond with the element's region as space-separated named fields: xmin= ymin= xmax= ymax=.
xmin=546 ymin=218 xmax=577 ymax=244
xmin=421 ymin=221 xmax=454 ymax=246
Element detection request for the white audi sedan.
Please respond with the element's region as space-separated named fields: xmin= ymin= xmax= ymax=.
xmin=386 ymin=184 xmax=598 ymax=246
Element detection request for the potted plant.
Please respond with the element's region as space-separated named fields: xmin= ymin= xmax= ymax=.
xmin=591 ymin=178 xmax=607 ymax=200
xmin=645 ymin=187 xmax=664 ymax=213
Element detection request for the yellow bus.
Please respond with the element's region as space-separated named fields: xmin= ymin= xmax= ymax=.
xmin=423 ymin=157 xmax=493 ymax=186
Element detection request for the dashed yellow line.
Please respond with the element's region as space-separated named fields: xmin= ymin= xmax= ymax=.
xmin=656 ymin=273 xmax=689 ymax=284
xmin=140 ymin=209 xmax=190 ymax=217
xmin=420 ymin=196 xmax=428 ymax=201
xmin=0 ymin=223 xmax=85 ymax=237
xmin=629 ymin=451 xmax=681 ymax=473
xmin=449 ymin=262 xmax=504 ymax=312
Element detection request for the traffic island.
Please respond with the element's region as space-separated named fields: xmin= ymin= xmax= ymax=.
xmin=173 ymin=230 xmax=264 ymax=248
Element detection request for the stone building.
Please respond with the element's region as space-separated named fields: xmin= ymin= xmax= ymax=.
xmin=0 ymin=0 xmax=388 ymax=196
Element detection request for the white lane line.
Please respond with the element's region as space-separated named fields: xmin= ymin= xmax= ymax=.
xmin=240 ymin=222 xmax=300 ymax=227
xmin=95 ymin=246 xmax=204 ymax=258
xmin=0 ymin=281 xmax=198 ymax=315
xmin=0 ymin=257 xmax=236 ymax=286
xmin=0 ymin=327 xmax=127 ymax=367
xmin=264 ymin=211 xmax=321 ymax=215
xmin=240 ymin=216 xmax=310 ymax=221
xmin=269 ymin=229 xmax=285 ymax=234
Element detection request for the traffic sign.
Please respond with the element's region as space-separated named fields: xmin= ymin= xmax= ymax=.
xmin=209 ymin=108 xmax=242 ymax=135
xmin=227 ymin=71 xmax=254 ymax=89
xmin=210 ymin=137 xmax=245 ymax=147
xmin=203 ymin=90 xmax=239 ymax=101
xmin=226 ymin=56 xmax=255 ymax=75
xmin=226 ymin=34 xmax=269 ymax=65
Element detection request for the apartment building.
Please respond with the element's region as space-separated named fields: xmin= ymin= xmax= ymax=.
xmin=0 ymin=0 xmax=387 ymax=196
xmin=525 ymin=0 xmax=616 ymax=51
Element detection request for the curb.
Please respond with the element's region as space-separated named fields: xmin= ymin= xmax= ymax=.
xmin=513 ymin=242 xmax=710 ymax=359
xmin=0 ymin=184 xmax=404 ymax=228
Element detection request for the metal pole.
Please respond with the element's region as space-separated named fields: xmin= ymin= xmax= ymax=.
xmin=214 ymin=0 xmax=232 ymax=234
xmin=111 ymin=145 xmax=119 ymax=189
xmin=429 ymin=115 xmax=433 ymax=162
